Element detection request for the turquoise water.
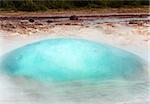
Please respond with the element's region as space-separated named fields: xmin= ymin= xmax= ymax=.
xmin=0 ymin=38 xmax=147 ymax=82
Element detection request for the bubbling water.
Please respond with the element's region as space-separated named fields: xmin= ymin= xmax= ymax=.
xmin=0 ymin=38 xmax=147 ymax=82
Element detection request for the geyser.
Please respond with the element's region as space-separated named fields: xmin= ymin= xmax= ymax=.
xmin=1 ymin=38 xmax=147 ymax=81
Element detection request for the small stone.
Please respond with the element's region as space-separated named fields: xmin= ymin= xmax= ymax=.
xmin=46 ymin=20 xmax=53 ymax=23
xmin=28 ymin=18 xmax=34 ymax=23
xmin=70 ymin=15 xmax=78 ymax=20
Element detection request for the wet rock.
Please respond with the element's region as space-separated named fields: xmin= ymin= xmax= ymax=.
xmin=70 ymin=15 xmax=78 ymax=20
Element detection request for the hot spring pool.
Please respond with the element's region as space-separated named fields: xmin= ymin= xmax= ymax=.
xmin=0 ymin=38 xmax=147 ymax=82
xmin=0 ymin=38 xmax=149 ymax=104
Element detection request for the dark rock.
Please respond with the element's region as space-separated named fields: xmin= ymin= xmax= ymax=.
xmin=129 ymin=20 xmax=138 ymax=24
xmin=28 ymin=18 xmax=34 ymax=23
xmin=46 ymin=20 xmax=53 ymax=23
xmin=65 ymin=23 xmax=71 ymax=25
xmin=129 ymin=20 xmax=143 ymax=26
xmin=70 ymin=15 xmax=78 ymax=20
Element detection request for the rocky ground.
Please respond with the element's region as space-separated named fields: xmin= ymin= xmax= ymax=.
xmin=0 ymin=13 xmax=149 ymax=35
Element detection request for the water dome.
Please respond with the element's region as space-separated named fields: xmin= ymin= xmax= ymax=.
xmin=1 ymin=38 xmax=147 ymax=82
